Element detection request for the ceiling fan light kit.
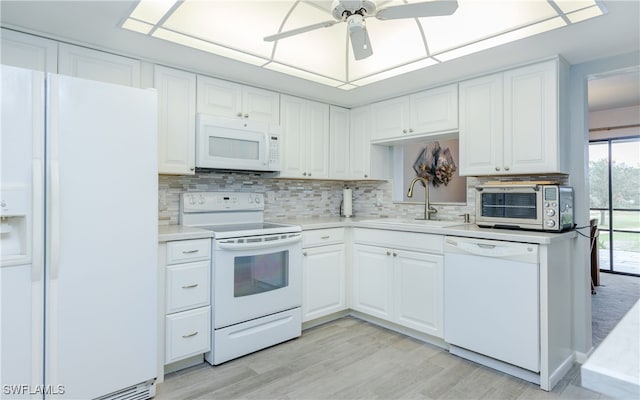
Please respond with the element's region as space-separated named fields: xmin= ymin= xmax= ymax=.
xmin=264 ymin=0 xmax=460 ymax=61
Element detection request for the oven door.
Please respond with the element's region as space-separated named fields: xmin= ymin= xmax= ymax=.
xmin=212 ymin=233 xmax=302 ymax=329
xmin=475 ymin=186 xmax=543 ymax=229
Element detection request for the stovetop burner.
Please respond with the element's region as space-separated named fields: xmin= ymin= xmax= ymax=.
xmin=179 ymin=192 xmax=300 ymax=239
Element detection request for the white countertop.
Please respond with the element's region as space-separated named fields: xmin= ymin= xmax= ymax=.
xmin=159 ymin=216 xmax=577 ymax=245
xmin=581 ymin=300 xmax=640 ymax=399
xmin=283 ymin=216 xmax=577 ymax=245
xmin=158 ymin=225 xmax=214 ymax=242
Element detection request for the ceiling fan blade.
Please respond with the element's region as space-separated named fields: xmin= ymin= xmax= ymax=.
xmin=350 ymin=26 xmax=373 ymax=60
xmin=264 ymin=20 xmax=339 ymax=42
xmin=376 ymin=0 xmax=458 ymax=20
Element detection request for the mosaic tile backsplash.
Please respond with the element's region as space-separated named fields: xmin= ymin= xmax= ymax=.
xmin=158 ymin=171 xmax=480 ymax=225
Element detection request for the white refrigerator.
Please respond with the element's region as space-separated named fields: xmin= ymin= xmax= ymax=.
xmin=1 ymin=65 xmax=158 ymax=399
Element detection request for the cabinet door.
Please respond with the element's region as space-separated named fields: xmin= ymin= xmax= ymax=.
xmin=280 ymin=95 xmax=306 ymax=178
xmin=349 ymin=105 xmax=372 ymax=180
xmin=329 ymin=106 xmax=350 ymax=180
xmin=503 ymin=60 xmax=558 ymax=174
xmin=394 ymin=250 xmax=443 ymax=337
xmin=352 ymin=244 xmax=393 ymax=320
xmin=155 ymin=65 xmax=196 ymax=175
xmin=243 ymin=86 xmax=280 ymax=125
xmin=410 ymin=84 xmax=458 ymax=134
xmin=1 ymin=28 xmax=57 ymax=72
xmin=58 ymin=43 xmax=140 ymax=87
xmin=371 ymin=96 xmax=410 ymax=142
xmin=305 ymin=100 xmax=330 ymax=179
xmin=302 ymin=244 xmax=346 ymax=322
xmin=458 ymin=73 xmax=504 ymax=176
xmin=196 ymin=76 xmax=242 ymax=118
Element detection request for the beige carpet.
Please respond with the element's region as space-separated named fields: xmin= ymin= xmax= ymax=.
xmin=591 ymin=272 xmax=640 ymax=347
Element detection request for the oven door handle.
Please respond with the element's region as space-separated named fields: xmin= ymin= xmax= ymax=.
xmin=217 ymin=235 xmax=302 ymax=251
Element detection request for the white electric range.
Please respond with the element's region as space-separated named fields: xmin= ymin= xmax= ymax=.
xmin=180 ymin=192 xmax=302 ymax=365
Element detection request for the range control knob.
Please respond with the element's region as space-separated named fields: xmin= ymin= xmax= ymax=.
xmin=546 ymin=220 xmax=556 ymax=227
xmin=546 ymin=209 xmax=556 ymax=217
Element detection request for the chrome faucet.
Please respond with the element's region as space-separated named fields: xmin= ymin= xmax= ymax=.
xmin=407 ymin=176 xmax=438 ymax=220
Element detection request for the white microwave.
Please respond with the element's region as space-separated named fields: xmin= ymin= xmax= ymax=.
xmin=196 ymin=114 xmax=282 ymax=172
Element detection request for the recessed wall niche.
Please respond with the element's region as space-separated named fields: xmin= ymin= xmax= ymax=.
xmin=393 ymin=138 xmax=467 ymax=204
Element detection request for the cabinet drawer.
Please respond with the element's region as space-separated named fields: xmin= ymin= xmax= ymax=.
xmin=167 ymin=239 xmax=210 ymax=264
xmin=302 ymin=228 xmax=345 ymax=248
xmin=166 ymin=261 xmax=210 ymax=314
xmin=165 ymin=306 xmax=211 ymax=364
xmin=353 ymin=228 xmax=443 ymax=254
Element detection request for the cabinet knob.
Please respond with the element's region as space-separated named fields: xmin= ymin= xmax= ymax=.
xmin=244 ymin=114 xmax=249 ymax=118
xmin=393 ymin=252 xmax=397 ymax=257
xmin=303 ymin=172 xmax=307 ymax=176
xmin=364 ymin=174 xmax=368 ymax=178
xmin=303 ymin=252 xmax=307 ymax=256
xmin=495 ymin=167 xmax=500 ymax=171
xmin=237 ymin=112 xmax=243 ymax=117
xmin=409 ymin=128 xmax=414 ymax=133
xmin=402 ymin=129 xmax=407 ymax=134
xmin=386 ymin=251 xmax=391 ymax=256
xmin=504 ymin=166 xmax=510 ymax=171
xmin=308 ymin=173 xmax=312 ymax=177
xmin=190 ymin=167 xmax=195 ymax=171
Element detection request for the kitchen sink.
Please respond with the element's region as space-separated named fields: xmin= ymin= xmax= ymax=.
xmin=359 ymin=218 xmax=465 ymax=228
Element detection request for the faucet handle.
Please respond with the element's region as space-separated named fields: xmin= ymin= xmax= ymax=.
xmin=459 ymin=213 xmax=471 ymax=223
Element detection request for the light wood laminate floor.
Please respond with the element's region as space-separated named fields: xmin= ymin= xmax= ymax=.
xmin=156 ymin=317 xmax=607 ymax=400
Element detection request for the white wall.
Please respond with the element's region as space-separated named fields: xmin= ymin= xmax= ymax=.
xmin=568 ymin=51 xmax=640 ymax=359
xmin=589 ymin=104 xmax=640 ymax=141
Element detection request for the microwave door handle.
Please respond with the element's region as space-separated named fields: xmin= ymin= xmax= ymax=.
xmin=218 ymin=235 xmax=301 ymax=251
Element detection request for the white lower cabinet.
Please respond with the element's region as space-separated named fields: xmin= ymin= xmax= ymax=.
xmin=160 ymin=238 xmax=211 ymax=372
xmin=351 ymin=229 xmax=444 ymax=338
xmin=165 ymin=306 xmax=211 ymax=364
xmin=301 ymin=228 xmax=347 ymax=322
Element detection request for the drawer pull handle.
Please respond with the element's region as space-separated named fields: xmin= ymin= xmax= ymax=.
xmin=182 ymin=283 xmax=199 ymax=289
xmin=182 ymin=249 xmax=199 ymax=254
xmin=321 ymin=236 xmax=330 ymax=239
xmin=182 ymin=331 xmax=199 ymax=338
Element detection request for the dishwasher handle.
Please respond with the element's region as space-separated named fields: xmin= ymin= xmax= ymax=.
xmin=444 ymin=237 xmax=538 ymax=263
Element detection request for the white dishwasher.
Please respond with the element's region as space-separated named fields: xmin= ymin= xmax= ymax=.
xmin=444 ymin=236 xmax=540 ymax=379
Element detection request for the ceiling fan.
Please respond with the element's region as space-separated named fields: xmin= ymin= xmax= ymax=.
xmin=264 ymin=0 xmax=459 ymax=60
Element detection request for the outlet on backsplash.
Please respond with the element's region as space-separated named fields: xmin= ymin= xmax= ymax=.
xmin=375 ymin=190 xmax=383 ymax=207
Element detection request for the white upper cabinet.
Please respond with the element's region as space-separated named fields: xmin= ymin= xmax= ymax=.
xmin=349 ymin=105 xmax=392 ymax=180
xmin=459 ymin=73 xmax=504 ymax=175
xmin=371 ymin=84 xmax=458 ymax=142
xmin=503 ymin=61 xmax=560 ymax=174
xmin=196 ymin=76 xmax=279 ymax=125
xmin=410 ymin=84 xmax=459 ymax=134
xmin=329 ymin=106 xmax=350 ymax=180
xmin=348 ymin=105 xmax=371 ymax=180
xmin=280 ymin=95 xmax=329 ymax=179
xmin=459 ymin=59 xmax=566 ymax=176
xmin=58 ymin=43 xmax=140 ymax=87
xmin=1 ymin=29 xmax=57 ymax=72
xmin=155 ymin=65 xmax=197 ymax=175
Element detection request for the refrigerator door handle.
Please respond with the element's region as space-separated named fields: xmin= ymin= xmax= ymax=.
xmin=32 ymin=158 xmax=44 ymax=282
xmin=51 ymin=160 xmax=61 ymax=280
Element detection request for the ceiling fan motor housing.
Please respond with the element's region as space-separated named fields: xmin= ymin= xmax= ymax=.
xmin=331 ymin=0 xmax=377 ymax=20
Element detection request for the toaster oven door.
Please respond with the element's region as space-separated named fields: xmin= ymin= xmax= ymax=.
xmin=476 ymin=188 xmax=543 ymax=229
